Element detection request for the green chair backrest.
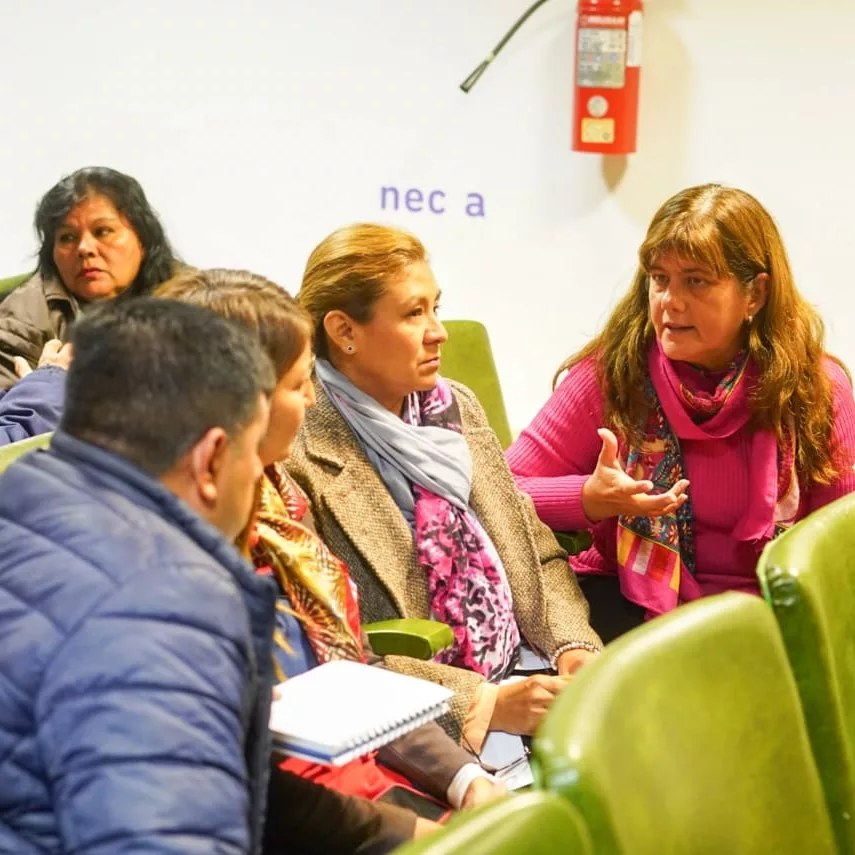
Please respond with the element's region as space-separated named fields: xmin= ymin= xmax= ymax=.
xmin=532 ymin=592 xmax=837 ymax=855
xmin=441 ymin=320 xmax=512 ymax=449
xmin=392 ymin=791 xmax=592 ymax=855
xmin=757 ymin=493 xmax=855 ymax=853
xmin=0 ymin=271 xmax=33 ymax=301
xmin=0 ymin=432 xmax=53 ymax=474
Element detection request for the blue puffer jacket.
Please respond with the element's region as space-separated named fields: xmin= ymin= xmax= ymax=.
xmin=0 ymin=431 xmax=278 ymax=854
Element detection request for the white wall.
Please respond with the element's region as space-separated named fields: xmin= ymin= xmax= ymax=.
xmin=3 ymin=0 xmax=855 ymax=429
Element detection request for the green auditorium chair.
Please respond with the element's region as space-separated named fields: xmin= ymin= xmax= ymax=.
xmin=756 ymin=493 xmax=855 ymax=854
xmin=0 ymin=431 xmax=53 ymax=474
xmin=440 ymin=320 xmax=513 ymax=449
xmin=393 ymin=790 xmax=592 ymax=855
xmin=532 ymin=592 xmax=837 ymax=855
xmin=0 ymin=271 xmax=32 ymax=301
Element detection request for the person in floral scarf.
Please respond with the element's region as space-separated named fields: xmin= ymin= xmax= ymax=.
xmin=507 ymin=183 xmax=855 ymax=641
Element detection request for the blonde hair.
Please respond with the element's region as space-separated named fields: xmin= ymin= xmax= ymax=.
xmin=156 ymin=268 xmax=311 ymax=378
xmin=557 ymin=183 xmax=845 ymax=485
xmin=298 ymin=223 xmax=427 ymax=358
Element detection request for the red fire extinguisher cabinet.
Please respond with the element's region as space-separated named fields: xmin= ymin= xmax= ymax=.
xmin=572 ymin=0 xmax=643 ymax=154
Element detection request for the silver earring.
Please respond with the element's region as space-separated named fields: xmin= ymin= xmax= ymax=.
xmin=746 ymin=315 xmax=753 ymax=324
xmin=345 ymin=344 xmax=355 ymax=354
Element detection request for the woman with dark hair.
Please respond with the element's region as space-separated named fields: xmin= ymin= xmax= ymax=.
xmin=0 ymin=166 xmax=179 ymax=388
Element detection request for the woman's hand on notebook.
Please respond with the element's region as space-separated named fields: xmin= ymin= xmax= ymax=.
xmin=490 ymin=674 xmax=572 ymax=734
xmin=582 ymin=428 xmax=689 ymax=522
xmin=460 ymin=776 xmax=507 ymax=809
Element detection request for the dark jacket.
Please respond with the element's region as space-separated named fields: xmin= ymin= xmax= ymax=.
xmin=0 ymin=274 xmax=78 ymax=389
xmin=0 ymin=366 xmax=65 ymax=444
xmin=0 ymin=431 xmax=277 ymax=854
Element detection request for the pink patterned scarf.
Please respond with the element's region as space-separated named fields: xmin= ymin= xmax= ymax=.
xmin=404 ymin=381 xmax=521 ymax=679
xmin=315 ymin=359 xmax=520 ymax=680
xmin=617 ymin=340 xmax=798 ymax=614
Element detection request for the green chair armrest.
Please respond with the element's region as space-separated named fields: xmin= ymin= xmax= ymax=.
xmin=553 ymin=530 xmax=592 ymax=555
xmin=0 ymin=431 xmax=53 ymax=474
xmin=363 ymin=618 xmax=454 ymax=660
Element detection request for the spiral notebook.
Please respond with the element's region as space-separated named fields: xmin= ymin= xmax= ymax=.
xmin=268 ymin=660 xmax=454 ymax=766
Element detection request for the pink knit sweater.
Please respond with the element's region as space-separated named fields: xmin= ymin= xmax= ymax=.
xmin=506 ymin=355 xmax=855 ymax=600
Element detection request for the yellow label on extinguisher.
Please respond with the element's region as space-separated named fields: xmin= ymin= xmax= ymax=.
xmin=581 ymin=118 xmax=616 ymax=144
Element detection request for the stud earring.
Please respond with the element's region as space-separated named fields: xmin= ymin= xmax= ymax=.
xmin=345 ymin=344 xmax=355 ymax=354
xmin=746 ymin=314 xmax=753 ymax=324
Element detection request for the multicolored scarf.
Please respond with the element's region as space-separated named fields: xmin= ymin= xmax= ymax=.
xmin=315 ymin=359 xmax=520 ymax=680
xmin=617 ymin=341 xmax=799 ymax=614
xmin=251 ymin=463 xmax=364 ymax=680
xmin=256 ymin=467 xmax=451 ymax=813
xmin=403 ymin=382 xmax=521 ymax=680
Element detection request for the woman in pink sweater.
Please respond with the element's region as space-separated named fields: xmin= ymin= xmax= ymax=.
xmin=507 ymin=183 xmax=855 ymax=641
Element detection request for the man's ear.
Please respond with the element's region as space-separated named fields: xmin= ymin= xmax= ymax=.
xmin=322 ymin=310 xmax=356 ymax=354
xmin=188 ymin=427 xmax=229 ymax=505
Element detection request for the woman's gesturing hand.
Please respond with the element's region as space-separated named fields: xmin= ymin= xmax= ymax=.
xmin=581 ymin=428 xmax=689 ymax=523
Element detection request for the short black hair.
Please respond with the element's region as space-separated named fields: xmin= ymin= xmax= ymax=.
xmin=61 ymin=298 xmax=275 ymax=476
xmin=35 ymin=166 xmax=178 ymax=297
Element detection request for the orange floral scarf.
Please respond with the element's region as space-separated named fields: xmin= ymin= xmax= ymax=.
xmin=251 ymin=463 xmax=364 ymax=680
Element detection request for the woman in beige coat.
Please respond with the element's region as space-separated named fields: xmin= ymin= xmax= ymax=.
xmin=288 ymin=223 xmax=601 ymax=750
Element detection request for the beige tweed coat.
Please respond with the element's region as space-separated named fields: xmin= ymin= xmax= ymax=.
xmin=287 ymin=380 xmax=602 ymax=739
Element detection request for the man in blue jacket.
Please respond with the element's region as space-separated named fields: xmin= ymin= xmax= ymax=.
xmin=0 ymin=299 xmax=279 ymax=854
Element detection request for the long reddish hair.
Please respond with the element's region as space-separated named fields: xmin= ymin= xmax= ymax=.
xmin=556 ymin=184 xmax=846 ymax=485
